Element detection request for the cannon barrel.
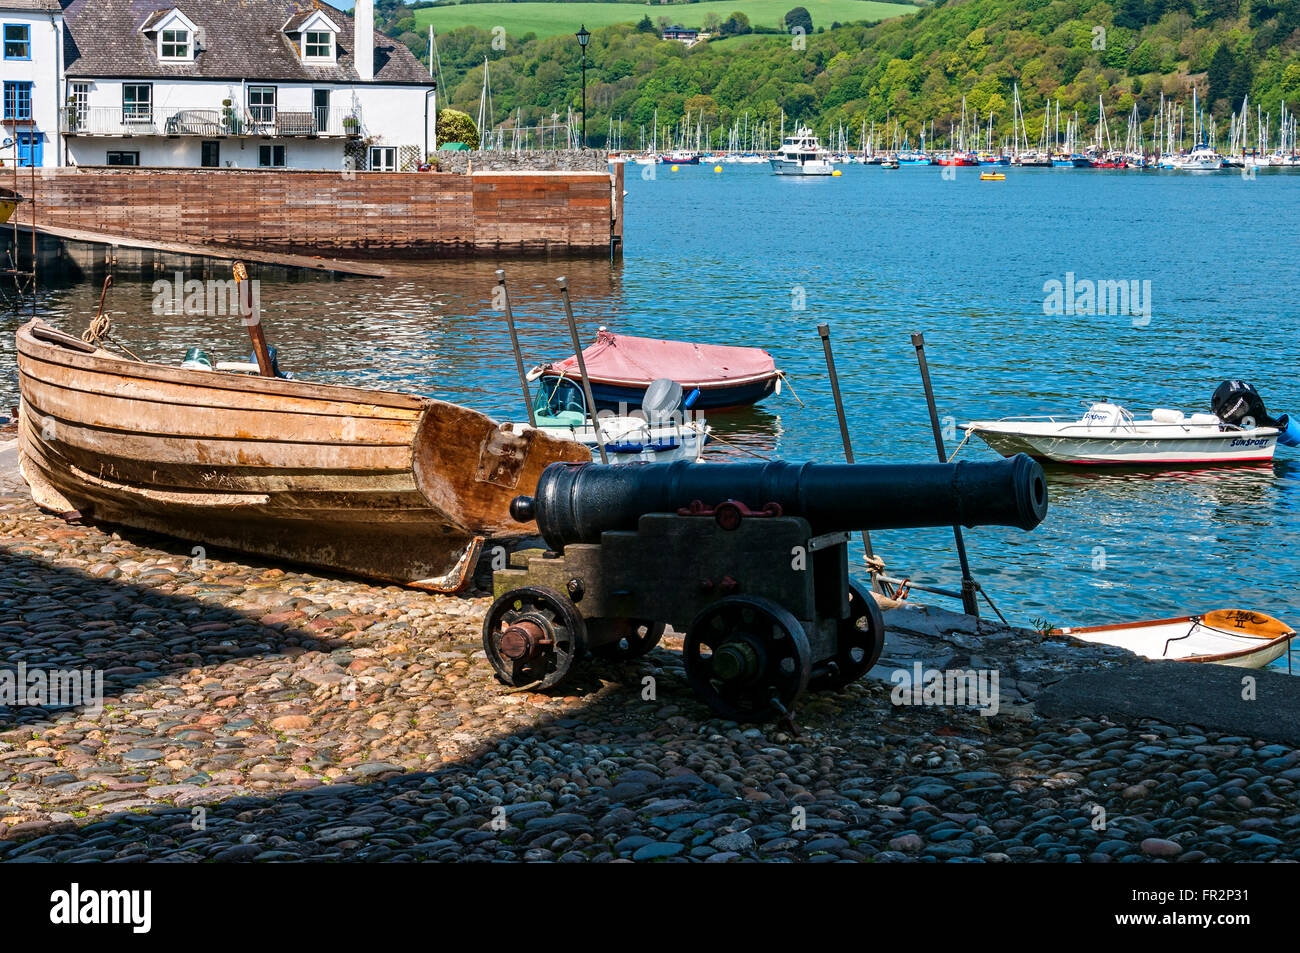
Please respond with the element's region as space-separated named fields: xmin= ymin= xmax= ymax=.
xmin=511 ymin=454 xmax=1048 ymax=551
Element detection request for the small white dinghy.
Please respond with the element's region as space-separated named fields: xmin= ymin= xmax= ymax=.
xmin=964 ymin=382 xmax=1299 ymax=467
xmin=530 ymin=376 xmax=709 ymax=464
xmin=1055 ymin=610 xmax=1296 ymax=669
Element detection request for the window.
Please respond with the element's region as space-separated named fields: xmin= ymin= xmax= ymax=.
xmin=369 ymin=146 xmax=396 ymax=171
xmin=123 ymin=84 xmax=152 ymax=122
xmin=3 ymin=23 xmax=30 ymax=60
xmin=248 ymin=86 xmax=276 ymax=125
xmin=69 ymin=81 xmax=89 ymax=130
xmin=160 ymin=28 xmax=189 ymax=59
xmin=3 ymin=81 xmax=32 ymax=121
xmin=106 ymin=151 xmax=140 ymax=166
xmin=258 ymin=144 xmax=286 ymax=167
xmin=304 ymin=31 xmax=332 ymax=59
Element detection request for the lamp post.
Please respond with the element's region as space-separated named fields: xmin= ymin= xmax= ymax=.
xmin=575 ymin=24 xmax=589 ymax=149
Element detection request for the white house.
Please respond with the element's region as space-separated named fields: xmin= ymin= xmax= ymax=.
xmin=55 ymin=0 xmax=436 ymax=170
xmin=0 ymin=0 xmax=63 ymax=167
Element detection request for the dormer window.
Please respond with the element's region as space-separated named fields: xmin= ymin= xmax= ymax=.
xmin=141 ymin=9 xmax=198 ymax=63
xmin=284 ymin=10 xmax=339 ymax=63
xmin=160 ymin=28 xmax=189 ymax=59
xmin=304 ymin=30 xmax=332 ymax=60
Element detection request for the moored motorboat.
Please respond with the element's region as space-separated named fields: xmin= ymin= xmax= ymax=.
xmin=532 ymin=328 xmax=782 ymax=411
xmin=1055 ymin=610 xmax=1296 ymax=668
xmin=529 ymin=375 xmax=709 ymax=464
xmin=963 ymin=382 xmax=1299 ymax=467
xmin=16 ymin=319 xmax=589 ymax=592
xmin=770 ymin=127 xmax=835 ymax=176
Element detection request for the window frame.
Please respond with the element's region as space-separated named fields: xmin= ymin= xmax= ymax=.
xmin=248 ymin=86 xmax=276 ymax=126
xmin=303 ymin=30 xmax=333 ymax=60
xmin=159 ymin=27 xmax=190 ymax=60
xmin=3 ymin=81 xmax=33 ymax=121
xmin=258 ymin=144 xmax=286 ymax=168
xmin=105 ymin=151 xmax=140 ymax=166
xmin=3 ymin=23 xmax=30 ymax=60
xmin=122 ymin=83 xmax=153 ymax=123
xmin=369 ymin=145 xmax=397 ymax=172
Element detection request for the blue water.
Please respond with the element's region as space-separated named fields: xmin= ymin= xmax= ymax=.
xmin=8 ymin=161 xmax=1300 ymax=672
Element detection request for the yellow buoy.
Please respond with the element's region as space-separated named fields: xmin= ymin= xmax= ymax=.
xmin=671 ymin=164 xmax=679 ymax=171
xmin=832 ymin=169 xmax=842 ymax=176
xmin=714 ymin=165 xmax=722 ymax=172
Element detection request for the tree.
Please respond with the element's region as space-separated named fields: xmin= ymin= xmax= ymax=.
xmin=720 ymin=11 xmax=751 ymax=36
xmin=785 ymin=6 xmax=813 ymax=35
xmin=703 ymin=13 xmax=721 ymax=32
xmin=636 ymin=14 xmax=656 ymax=33
xmin=437 ymin=108 xmax=480 ymax=149
xmin=1206 ymin=43 xmax=1235 ymax=104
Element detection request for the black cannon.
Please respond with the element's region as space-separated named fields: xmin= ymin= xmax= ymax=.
xmin=484 ymin=455 xmax=1048 ymax=722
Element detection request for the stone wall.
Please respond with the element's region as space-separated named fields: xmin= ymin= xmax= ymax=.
xmin=433 ymin=150 xmax=612 ymax=174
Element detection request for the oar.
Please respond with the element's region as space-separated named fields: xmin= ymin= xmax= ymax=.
xmin=496 ymin=269 xmax=536 ymax=428
xmin=234 ymin=262 xmax=275 ymax=378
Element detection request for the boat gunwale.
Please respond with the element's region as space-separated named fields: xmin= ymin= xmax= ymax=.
xmin=17 ymin=320 xmax=436 ymax=413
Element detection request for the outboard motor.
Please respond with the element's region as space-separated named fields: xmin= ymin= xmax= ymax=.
xmin=640 ymin=378 xmax=685 ymax=426
xmin=1212 ymin=380 xmax=1300 ymax=447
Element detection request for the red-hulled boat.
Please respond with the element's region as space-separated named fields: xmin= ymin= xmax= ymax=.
xmin=532 ymin=329 xmax=781 ymax=411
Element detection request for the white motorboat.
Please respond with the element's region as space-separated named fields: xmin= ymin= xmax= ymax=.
xmin=530 ymin=376 xmax=709 ymax=464
xmin=770 ymin=127 xmax=835 ymax=176
xmin=1056 ymin=609 xmax=1296 ymax=669
xmin=964 ymin=382 xmax=1299 ymax=467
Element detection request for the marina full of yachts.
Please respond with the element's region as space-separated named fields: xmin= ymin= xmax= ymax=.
xmin=613 ymin=89 xmax=1300 ymax=175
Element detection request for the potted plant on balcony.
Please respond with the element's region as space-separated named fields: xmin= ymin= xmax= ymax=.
xmin=343 ymin=115 xmax=361 ymax=137
xmin=65 ymin=95 xmax=79 ymax=132
xmin=221 ymin=99 xmax=241 ymax=136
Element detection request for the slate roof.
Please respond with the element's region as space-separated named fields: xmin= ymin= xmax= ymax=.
xmin=61 ymin=0 xmax=434 ymax=85
xmin=0 ymin=0 xmax=62 ymax=11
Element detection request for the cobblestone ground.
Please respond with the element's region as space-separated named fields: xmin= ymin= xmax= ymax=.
xmin=1 ymin=489 xmax=1297 ymax=863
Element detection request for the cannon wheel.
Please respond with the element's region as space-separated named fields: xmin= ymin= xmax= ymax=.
xmin=809 ymin=584 xmax=886 ymax=692
xmin=683 ymin=596 xmax=810 ymax=723
xmin=482 ymin=585 xmax=586 ymax=691
xmin=590 ymin=619 xmax=666 ymax=661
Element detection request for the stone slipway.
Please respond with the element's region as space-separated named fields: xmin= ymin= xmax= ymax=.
xmin=1039 ymin=663 xmax=1300 ymax=748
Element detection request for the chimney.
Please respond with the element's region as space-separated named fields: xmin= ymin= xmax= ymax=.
xmin=354 ymin=0 xmax=374 ymax=82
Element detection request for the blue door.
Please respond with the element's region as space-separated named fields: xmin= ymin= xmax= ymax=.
xmin=16 ymin=131 xmax=42 ymax=167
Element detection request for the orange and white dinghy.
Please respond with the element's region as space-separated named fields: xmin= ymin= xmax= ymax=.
xmin=1055 ymin=610 xmax=1296 ymax=669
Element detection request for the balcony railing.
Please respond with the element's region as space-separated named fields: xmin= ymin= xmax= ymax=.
xmin=62 ymin=105 xmax=360 ymax=138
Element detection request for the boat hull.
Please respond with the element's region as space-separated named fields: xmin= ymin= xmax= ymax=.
xmin=16 ymin=320 xmax=588 ymax=591
xmin=1057 ymin=613 xmax=1295 ymax=668
xmin=769 ymin=158 xmax=834 ymax=176
xmin=966 ymin=424 xmax=1278 ymax=466
xmin=546 ymin=374 xmax=778 ymax=412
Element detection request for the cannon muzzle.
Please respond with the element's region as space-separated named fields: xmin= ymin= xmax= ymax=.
xmin=513 ymin=454 xmax=1048 ymax=551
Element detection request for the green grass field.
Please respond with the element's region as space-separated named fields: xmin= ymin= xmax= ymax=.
xmin=415 ymin=1 xmax=917 ymax=39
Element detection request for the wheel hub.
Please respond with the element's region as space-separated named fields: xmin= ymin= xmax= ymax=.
xmin=498 ymin=618 xmax=547 ymax=661
xmin=712 ymin=640 xmax=761 ymax=681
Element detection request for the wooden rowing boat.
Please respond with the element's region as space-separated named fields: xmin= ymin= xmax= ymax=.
xmin=1054 ymin=609 xmax=1296 ymax=668
xmin=16 ymin=319 xmax=588 ymax=592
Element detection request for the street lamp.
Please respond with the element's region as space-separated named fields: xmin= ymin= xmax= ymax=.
xmin=575 ymin=24 xmax=590 ymax=149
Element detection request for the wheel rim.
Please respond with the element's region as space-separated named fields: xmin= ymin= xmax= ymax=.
xmin=482 ymin=586 xmax=585 ymax=690
xmin=810 ymin=584 xmax=885 ymax=691
xmin=683 ymin=596 xmax=809 ymax=722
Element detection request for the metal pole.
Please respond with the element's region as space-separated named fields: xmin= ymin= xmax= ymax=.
xmin=557 ymin=276 xmax=607 ymax=463
xmin=495 ymin=269 xmax=536 ymax=428
xmin=581 ymin=53 xmax=587 ymax=149
xmin=911 ymin=331 xmax=979 ymax=616
xmin=817 ymin=323 xmax=878 ymax=586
